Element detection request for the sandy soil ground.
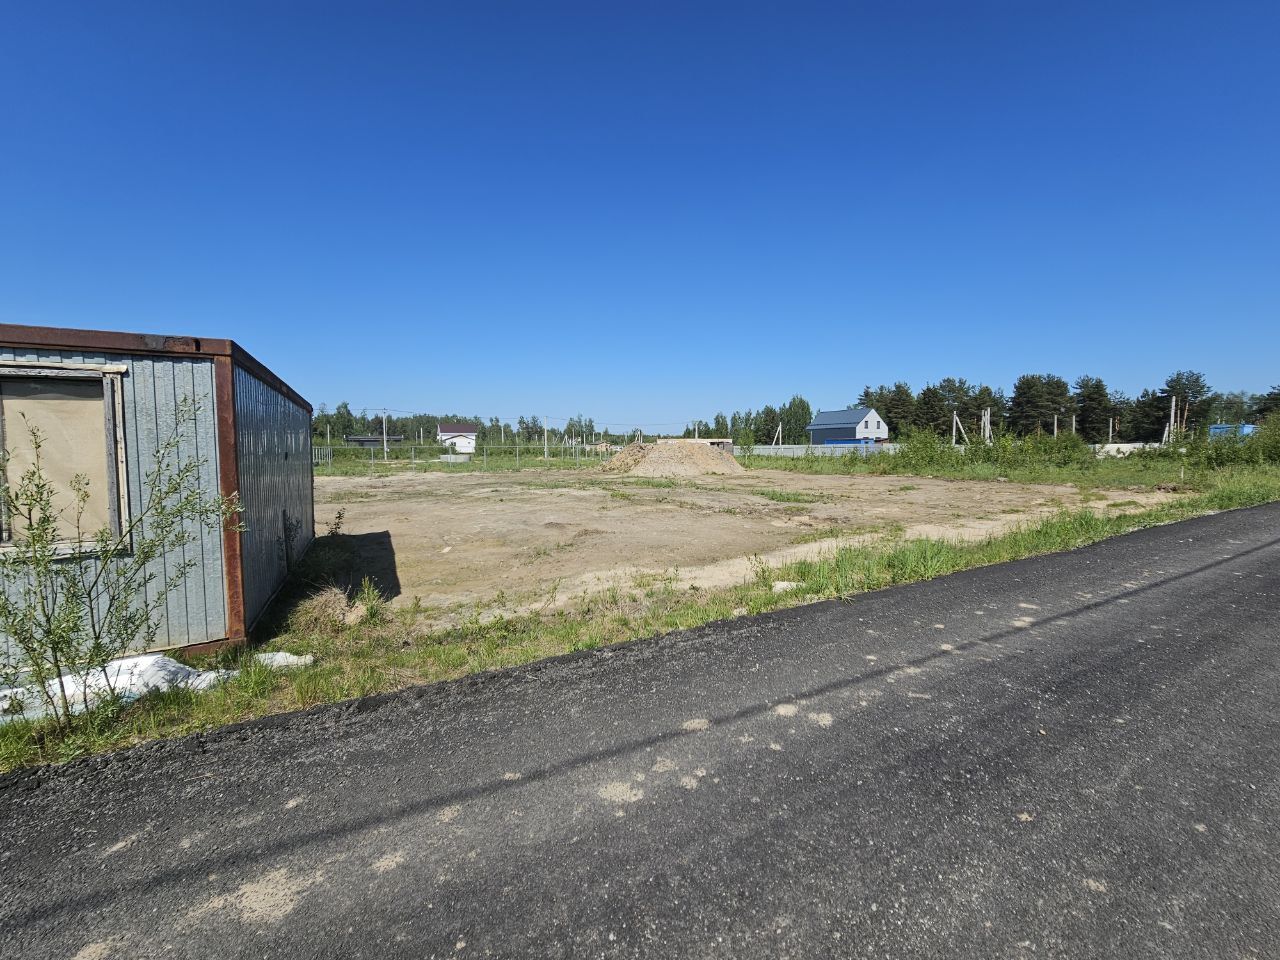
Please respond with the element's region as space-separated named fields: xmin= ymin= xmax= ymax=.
xmin=313 ymin=468 xmax=1175 ymax=619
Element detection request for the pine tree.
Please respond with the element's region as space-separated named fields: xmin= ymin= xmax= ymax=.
xmin=1253 ymin=387 xmax=1280 ymax=422
xmin=969 ymin=385 xmax=1008 ymax=435
xmin=859 ymin=385 xmax=892 ymax=417
xmin=883 ymin=382 xmax=917 ymax=437
xmin=915 ymin=385 xmax=949 ymax=434
xmin=935 ymin=378 xmax=974 ymax=419
xmin=754 ymin=405 xmax=781 ymax=444
xmin=1163 ymin=371 xmax=1213 ymax=428
xmin=1010 ymin=374 xmax=1070 ymax=435
xmin=1072 ymin=375 xmax=1112 ymax=443
xmin=780 ymin=395 xmax=813 ymax=444
xmin=1206 ymin=392 xmax=1250 ymax=425
xmin=1121 ymin=389 xmax=1168 ymax=441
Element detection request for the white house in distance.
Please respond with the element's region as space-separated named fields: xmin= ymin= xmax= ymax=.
xmin=805 ymin=407 xmax=889 ymax=445
xmin=438 ymin=421 xmax=479 ymax=454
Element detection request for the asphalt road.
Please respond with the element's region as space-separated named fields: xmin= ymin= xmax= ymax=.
xmin=3 ymin=504 xmax=1279 ymax=959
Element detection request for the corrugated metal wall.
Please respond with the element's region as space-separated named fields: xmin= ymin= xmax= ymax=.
xmin=0 ymin=347 xmax=228 ymax=655
xmin=234 ymin=365 xmax=314 ymax=629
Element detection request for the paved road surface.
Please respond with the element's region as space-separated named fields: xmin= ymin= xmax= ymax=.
xmin=3 ymin=505 xmax=1279 ymax=959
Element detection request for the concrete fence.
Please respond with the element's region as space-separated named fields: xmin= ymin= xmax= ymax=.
xmin=737 ymin=441 xmax=1164 ymax=459
xmin=734 ymin=444 xmax=900 ymax=458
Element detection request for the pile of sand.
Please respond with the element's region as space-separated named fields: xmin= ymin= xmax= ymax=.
xmin=601 ymin=441 xmax=745 ymax=478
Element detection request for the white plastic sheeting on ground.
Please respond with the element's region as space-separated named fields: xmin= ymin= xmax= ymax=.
xmin=253 ymin=651 xmax=315 ymax=669
xmin=1 ymin=650 xmax=314 ymax=725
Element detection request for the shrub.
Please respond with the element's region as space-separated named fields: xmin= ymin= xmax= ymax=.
xmin=0 ymin=407 xmax=238 ymax=732
xmin=1248 ymin=412 xmax=1280 ymax=464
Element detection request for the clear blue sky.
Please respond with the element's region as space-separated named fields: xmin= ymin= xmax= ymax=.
xmin=2 ymin=2 xmax=1276 ymax=429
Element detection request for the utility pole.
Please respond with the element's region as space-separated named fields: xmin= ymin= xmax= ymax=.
xmin=326 ymin=424 xmax=330 ymax=445
xmin=544 ymin=416 xmax=549 ymax=460
xmin=1053 ymin=414 xmax=1058 ymax=437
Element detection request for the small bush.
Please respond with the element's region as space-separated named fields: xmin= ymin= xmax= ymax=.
xmin=355 ymin=576 xmax=389 ymax=624
xmin=1248 ymin=412 xmax=1280 ymax=464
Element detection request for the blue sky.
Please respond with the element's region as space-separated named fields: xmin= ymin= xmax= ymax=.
xmin=2 ymin=2 xmax=1276 ymax=430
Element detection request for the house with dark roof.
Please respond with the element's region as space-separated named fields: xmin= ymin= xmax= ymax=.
xmin=805 ymin=407 xmax=889 ymax=445
xmin=438 ymin=421 xmax=480 ymax=453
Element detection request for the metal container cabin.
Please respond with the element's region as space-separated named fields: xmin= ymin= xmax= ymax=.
xmin=0 ymin=323 xmax=313 ymax=655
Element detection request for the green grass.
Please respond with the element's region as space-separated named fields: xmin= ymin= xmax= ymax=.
xmin=740 ymin=436 xmax=1280 ymax=493
xmin=5 ymin=463 xmax=1279 ymax=773
xmin=751 ymin=488 xmax=826 ymax=503
xmin=739 ymin=450 xmax=1194 ymax=490
xmin=743 ymin=418 xmax=1280 ymax=494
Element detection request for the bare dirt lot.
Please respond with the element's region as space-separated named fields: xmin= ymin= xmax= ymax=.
xmin=315 ymin=468 xmax=1174 ymax=618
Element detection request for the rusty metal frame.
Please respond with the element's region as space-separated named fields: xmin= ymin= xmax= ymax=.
xmin=214 ymin=354 xmax=248 ymax=647
xmin=0 ymin=323 xmax=311 ymax=413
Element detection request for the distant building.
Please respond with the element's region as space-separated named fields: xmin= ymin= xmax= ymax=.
xmin=438 ymin=421 xmax=480 ymax=454
xmin=805 ymin=407 xmax=889 ymax=445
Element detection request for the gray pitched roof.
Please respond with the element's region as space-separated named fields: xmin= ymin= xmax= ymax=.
xmin=806 ymin=407 xmax=879 ymax=430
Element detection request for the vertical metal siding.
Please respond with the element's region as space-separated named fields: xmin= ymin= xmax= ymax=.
xmin=233 ymin=365 xmax=314 ymax=629
xmin=0 ymin=348 xmax=227 ymax=656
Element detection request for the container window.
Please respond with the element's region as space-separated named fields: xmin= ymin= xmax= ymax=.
xmin=0 ymin=373 xmax=125 ymax=544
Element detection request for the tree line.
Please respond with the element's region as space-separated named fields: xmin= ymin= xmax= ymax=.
xmin=312 ymin=375 xmax=1279 ymax=447
xmin=311 ymin=402 xmax=612 ymax=446
xmin=687 ymin=373 xmax=1279 ymax=446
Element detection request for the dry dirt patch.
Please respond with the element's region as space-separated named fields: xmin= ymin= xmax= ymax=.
xmin=314 ymin=468 xmax=1174 ymax=620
